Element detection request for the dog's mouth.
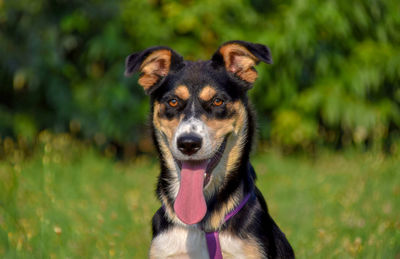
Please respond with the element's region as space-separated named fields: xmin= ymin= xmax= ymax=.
xmin=173 ymin=138 xmax=227 ymax=225
xmin=175 ymin=138 xmax=227 ymax=187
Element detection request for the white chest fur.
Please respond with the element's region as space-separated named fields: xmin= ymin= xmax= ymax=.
xmin=149 ymin=226 xmax=263 ymax=259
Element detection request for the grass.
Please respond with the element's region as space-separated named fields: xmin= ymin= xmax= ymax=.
xmin=0 ymin=133 xmax=399 ymax=258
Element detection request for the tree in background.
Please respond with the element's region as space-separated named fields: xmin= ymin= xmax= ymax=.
xmin=1 ymin=0 xmax=399 ymax=154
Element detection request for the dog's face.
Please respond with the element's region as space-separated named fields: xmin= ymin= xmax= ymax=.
xmin=125 ymin=41 xmax=271 ymax=225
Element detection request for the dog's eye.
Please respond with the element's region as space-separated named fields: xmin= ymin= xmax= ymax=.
xmin=168 ymin=99 xmax=179 ymax=107
xmin=213 ymin=98 xmax=224 ymax=106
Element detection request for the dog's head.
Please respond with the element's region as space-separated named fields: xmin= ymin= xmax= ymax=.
xmin=125 ymin=41 xmax=272 ymax=225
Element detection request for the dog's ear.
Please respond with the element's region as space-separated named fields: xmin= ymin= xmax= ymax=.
xmin=211 ymin=40 xmax=272 ymax=85
xmin=125 ymin=46 xmax=184 ymax=94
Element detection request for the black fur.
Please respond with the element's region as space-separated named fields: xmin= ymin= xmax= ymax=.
xmin=126 ymin=41 xmax=294 ymax=258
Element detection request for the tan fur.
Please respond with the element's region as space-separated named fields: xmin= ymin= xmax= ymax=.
xmin=155 ymin=134 xmax=179 ymax=194
xmin=221 ymin=236 xmax=265 ymax=259
xmin=199 ymin=85 xmax=217 ymax=101
xmin=153 ymin=101 xmax=181 ymax=204
xmin=138 ymin=74 xmax=160 ymax=90
xmin=160 ymin=195 xmax=181 ymax=224
xmin=241 ymin=238 xmax=266 ymax=258
xmin=174 ymin=85 xmax=190 ymax=100
xmin=208 ymin=189 xmax=242 ymax=230
xmin=138 ymin=49 xmax=172 ymax=90
xmin=219 ymin=44 xmax=259 ymax=83
xmin=226 ymin=102 xmax=247 ymax=173
xmin=153 ymin=101 xmax=181 ymax=141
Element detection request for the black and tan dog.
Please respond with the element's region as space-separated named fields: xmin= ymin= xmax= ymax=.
xmin=125 ymin=41 xmax=294 ymax=258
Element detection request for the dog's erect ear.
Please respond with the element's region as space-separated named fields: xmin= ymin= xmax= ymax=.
xmin=211 ymin=40 xmax=272 ymax=85
xmin=125 ymin=46 xmax=183 ymax=94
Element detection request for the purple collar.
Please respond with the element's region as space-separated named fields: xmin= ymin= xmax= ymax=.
xmin=205 ymin=192 xmax=252 ymax=259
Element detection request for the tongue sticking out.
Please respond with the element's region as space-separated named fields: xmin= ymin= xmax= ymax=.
xmin=174 ymin=161 xmax=208 ymax=225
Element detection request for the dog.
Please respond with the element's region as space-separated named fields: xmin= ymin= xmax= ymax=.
xmin=125 ymin=40 xmax=294 ymax=258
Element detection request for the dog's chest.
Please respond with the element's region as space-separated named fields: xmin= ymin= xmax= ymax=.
xmin=149 ymin=226 xmax=263 ymax=259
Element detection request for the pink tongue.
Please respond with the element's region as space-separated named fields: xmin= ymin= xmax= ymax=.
xmin=174 ymin=161 xmax=208 ymax=225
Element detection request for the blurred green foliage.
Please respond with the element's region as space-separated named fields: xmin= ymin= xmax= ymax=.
xmin=1 ymin=0 xmax=399 ymax=151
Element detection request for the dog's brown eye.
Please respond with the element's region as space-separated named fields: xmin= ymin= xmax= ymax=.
xmin=168 ymin=99 xmax=178 ymax=107
xmin=213 ymin=98 xmax=224 ymax=106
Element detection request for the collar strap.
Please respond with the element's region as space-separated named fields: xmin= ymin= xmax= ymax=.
xmin=205 ymin=192 xmax=253 ymax=259
xmin=223 ymin=192 xmax=252 ymax=222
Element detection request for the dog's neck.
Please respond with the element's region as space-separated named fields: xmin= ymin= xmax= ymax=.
xmin=201 ymin=162 xmax=255 ymax=232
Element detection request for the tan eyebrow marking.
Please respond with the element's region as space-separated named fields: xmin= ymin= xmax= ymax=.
xmin=174 ymin=85 xmax=190 ymax=100
xmin=199 ymin=85 xmax=217 ymax=101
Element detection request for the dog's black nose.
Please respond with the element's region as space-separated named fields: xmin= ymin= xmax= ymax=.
xmin=177 ymin=134 xmax=202 ymax=156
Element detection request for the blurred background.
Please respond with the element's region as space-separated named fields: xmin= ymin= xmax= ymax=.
xmin=0 ymin=0 xmax=399 ymax=258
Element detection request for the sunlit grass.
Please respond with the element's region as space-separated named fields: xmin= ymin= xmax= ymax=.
xmin=0 ymin=134 xmax=399 ymax=258
xmin=253 ymin=150 xmax=400 ymax=258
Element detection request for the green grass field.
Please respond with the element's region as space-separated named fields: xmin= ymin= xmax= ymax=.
xmin=1 ymin=134 xmax=399 ymax=258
